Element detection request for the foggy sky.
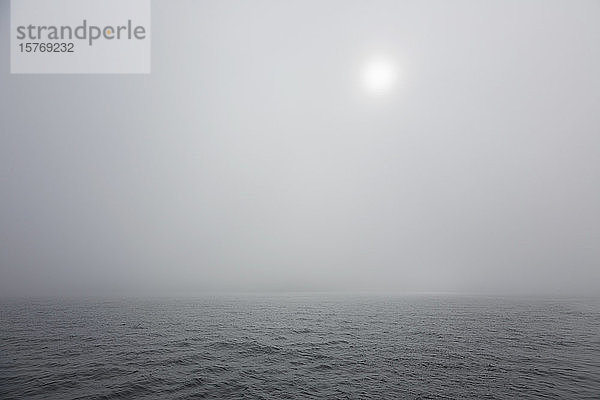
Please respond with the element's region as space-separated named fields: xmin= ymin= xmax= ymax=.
xmin=1 ymin=0 xmax=599 ymax=296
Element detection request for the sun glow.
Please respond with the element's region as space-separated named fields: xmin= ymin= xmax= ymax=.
xmin=362 ymin=58 xmax=397 ymax=94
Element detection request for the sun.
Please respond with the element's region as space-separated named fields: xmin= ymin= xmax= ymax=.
xmin=362 ymin=58 xmax=397 ymax=94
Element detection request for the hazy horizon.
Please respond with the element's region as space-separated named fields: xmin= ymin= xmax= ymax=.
xmin=1 ymin=0 xmax=600 ymax=297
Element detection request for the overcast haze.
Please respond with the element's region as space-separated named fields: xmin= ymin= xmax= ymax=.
xmin=1 ymin=0 xmax=599 ymax=296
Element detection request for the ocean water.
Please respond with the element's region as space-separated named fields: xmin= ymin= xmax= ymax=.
xmin=1 ymin=295 xmax=599 ymax=399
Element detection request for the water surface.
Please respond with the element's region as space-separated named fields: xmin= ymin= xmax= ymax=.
xmin=1 ymin=295 xmax=599 ymax=399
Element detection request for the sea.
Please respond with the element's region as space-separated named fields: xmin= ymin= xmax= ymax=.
xmin=1 ymin=295 xmax=599 ymax=399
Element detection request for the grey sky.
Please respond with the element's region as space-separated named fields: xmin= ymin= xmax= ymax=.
xmin=1 ymin=0 xmax=599 ymax=296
